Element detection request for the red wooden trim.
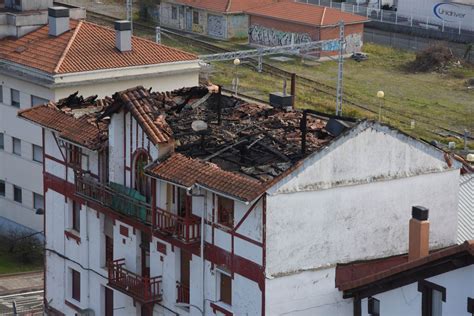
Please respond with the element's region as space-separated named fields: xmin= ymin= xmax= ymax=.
xmin=233 ymin=196 xmax=262 ymax=232
xmin=210 ymin=302 xmax=233 ymax=316
xmin=129 ymin=113 xmax=132 ymax=187
xmin=151 ymin=178 xmax=157 ymax=229
xmin=123 ymin=111 xmax=127 ymax=186
xmin=52 ymin=133 xmax=67 ymax=162
xmin=157 ymin=241 xmax=167 ymax=255
xmin=64 ymin=300 xmax=82 ymax=312
xmin=232 ymin=232 xmax=262 ymax=247
xmin=42 ymin=128 xmax=47 ymax=305
xmin=64 ymin=230 xmax=81 ymax=244
xmin=45 ymin=153 xmax=65 ymax=165
xmin=120 ymin=225 xmax=129 ymax=237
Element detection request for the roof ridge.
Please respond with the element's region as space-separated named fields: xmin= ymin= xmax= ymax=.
xmin=54 ymin=20 xmax=83 ymax=74
xmin=226 ymin=0 xmax=232 ymax=12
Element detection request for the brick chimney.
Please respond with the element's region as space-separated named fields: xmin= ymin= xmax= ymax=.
xmin=48 ymin=7 xmax=70 ymax=37
xmin=408 ymin=206 xmax=430 ymax=261
xmin=114 ymin=21 xmax=132 ymax=52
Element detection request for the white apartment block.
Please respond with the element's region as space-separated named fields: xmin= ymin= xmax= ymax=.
xmin=0 ymin=3 xmax=199 ymax=233
xmin=19 ymin=84 xmax=462 ymax=316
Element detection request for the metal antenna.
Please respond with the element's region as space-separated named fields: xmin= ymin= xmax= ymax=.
xmin=335 ymin=21 xmax=345 ymax=116
xmin=126 ymin=0 xmax=133 ymax=33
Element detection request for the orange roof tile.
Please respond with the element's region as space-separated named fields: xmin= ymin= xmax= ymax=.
xmin=146 ymin=153 xmax=266 ymax=202
xmin=173 ymin=0 xmax=277 ymax=13
xmin=0 ymin=20 xmax=197 ymax=74
xmin=246 ymin=1 xmax=369 ymax=27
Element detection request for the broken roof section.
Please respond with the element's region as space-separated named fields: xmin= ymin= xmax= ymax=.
xmin=19 ymin=85 xmax=357 ymax=201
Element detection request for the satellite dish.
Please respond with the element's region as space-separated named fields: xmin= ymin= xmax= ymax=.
xmin=191 ymin=120 xmax=208 ymax=132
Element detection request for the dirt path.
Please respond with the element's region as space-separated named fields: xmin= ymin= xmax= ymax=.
xmin=0 ymin=271 xmax=43 ymax=295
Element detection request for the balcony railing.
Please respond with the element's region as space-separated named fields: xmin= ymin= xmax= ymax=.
xmin=108 ymin=259 xmax=162 ymax=304
xmin=176 ymin=282 xmax=190 ymax=304
xmin=75 ymin=176 xmax=151 ymax=224
xmin=155 ymin=207 xmax=201 ymax=243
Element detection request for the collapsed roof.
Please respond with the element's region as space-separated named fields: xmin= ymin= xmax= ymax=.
xmin=19 ymin=85 xmax=358 ymax=201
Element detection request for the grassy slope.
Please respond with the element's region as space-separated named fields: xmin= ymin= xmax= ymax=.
xmin=0 ymin=250 xmax=42 ymax=274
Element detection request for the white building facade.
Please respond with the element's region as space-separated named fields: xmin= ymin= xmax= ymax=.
xmin=20 ymin=84 xmax=462 ymax=315
xmin=0 ymin=6 xmax=199 ymax=233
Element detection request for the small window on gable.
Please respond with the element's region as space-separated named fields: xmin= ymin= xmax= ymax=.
xmin=193 ymin=11 xmax=199 ymax=24
xmin=67 ymin=144 xmax=81 ymax=168
xmin=418 ymin=280 xmax=446 ymax=316
xmin=171 ymin=6 xmax=178 ymax=20
xmin=218 ymin=196 xmax=234 ymax=228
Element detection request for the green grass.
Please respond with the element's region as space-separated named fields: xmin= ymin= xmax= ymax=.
xmin=0 ymin=248 xmax=43 ymax=274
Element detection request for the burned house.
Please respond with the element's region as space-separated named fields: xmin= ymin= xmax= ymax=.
xmin=19 ymin=85 xmax=461 ymax=315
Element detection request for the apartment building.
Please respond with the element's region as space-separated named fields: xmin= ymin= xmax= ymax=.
xmin=0 ymin=4 xmax=199 ymax=232
xmin=19 ymin=85 xmax=461 ymax=315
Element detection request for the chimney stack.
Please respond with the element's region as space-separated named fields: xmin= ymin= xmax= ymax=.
xmin=48 ymin=7 xmax=70 ymax=37
xmin=114 ymin=21 xmax=132 ymax=52
xmin=408 ymin=206 xmax=430 ymax=261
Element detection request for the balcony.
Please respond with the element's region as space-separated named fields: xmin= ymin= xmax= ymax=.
xmin=75 ymin=176 xmax=151 ymax=224
xmin=176 ymin=282 xmax=190 ymax=304
xmin=155 ymin=207 xmax=201 ymax=243
xmin=75 ymin=176 xmax=201 ymax=243
xmin=108 ymin=259 xmax=162 ymax=304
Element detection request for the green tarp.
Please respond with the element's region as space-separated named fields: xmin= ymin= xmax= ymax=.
xmin=108 ymin=182 xmax=148 ymax=222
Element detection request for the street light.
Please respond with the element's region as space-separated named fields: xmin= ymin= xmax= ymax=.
xmin=232 ymin=58 xmax=241 ymax=96
xmin=377 ymin=90 xmax=384 ymax=122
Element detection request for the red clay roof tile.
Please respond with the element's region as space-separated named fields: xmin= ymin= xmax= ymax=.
xmin=173 ymin=0 xmax=277 ymax=13
xmin=0 ymin=20 xmax=197 ymax=74
xmin=246 ymin=2 xmax=368 ymax=27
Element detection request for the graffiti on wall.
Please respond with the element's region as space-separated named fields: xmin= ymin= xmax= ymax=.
xmin=208 ymin=14 xmax=226 ymax=38
xmin=192 ymin=23 xmax=204 ymax=34
xmin=345 ymin=33 xmax=363 ymax=53
xmin=249 ymin=25 xmax=312 ymax=46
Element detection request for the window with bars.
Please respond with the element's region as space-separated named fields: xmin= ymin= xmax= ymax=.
xmin=193 ymin=11 xmax=199 ymax=24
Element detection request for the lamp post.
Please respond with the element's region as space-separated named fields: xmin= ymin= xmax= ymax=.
xmin=377 ymin=90 xmax=384 ymax=122
xmin=232 ymin=58 xmax=241 ymax=96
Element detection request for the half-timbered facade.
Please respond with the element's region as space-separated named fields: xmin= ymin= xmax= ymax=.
xmin=19 ymin=85 xmax=461 ymax=315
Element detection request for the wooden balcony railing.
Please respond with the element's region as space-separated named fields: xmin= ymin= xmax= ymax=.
xmin=108 ymin=259 xmax=162 ymax=304
xmin=176 ymin=282 xmax=190 ymax=304
xmin=75 ymin=176 xmax=151 ymax=224
xmin=155 ymin=207 xmax=201 ymax=243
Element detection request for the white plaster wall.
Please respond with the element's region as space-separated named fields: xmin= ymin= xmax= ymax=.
xmin=266 ymin=267 xmax=352 ymax=316
xmin=266 ymin=169 xmax=460 ymax=276
xmin=113 ymin=221 xmax=140 ymax=274
xmin=361 ymin=265 xmax=474 ymax=316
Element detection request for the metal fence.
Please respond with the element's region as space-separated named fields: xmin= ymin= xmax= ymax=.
xmin=299 ymin=0 xmax=474 ymax=38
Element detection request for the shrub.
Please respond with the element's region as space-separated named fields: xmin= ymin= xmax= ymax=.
xmin=407 ymin=43 xmax=454 ymax=73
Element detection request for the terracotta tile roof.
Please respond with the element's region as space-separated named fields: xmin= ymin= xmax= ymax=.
xmin=114 ymin=86 xmax=173 ymax=145
xmin=246 ymin=1 xmax=369 ymax=27
xmin=0 ymin=20 xmax=197 ymax=74
xmin=173 ymin=0 xmax=276 ymax=13
xmin=146 ymin=153 xmax=266 ymax=202
xmin=337 ymin=240 xmax=474 ymax=292
xmin=18 ymin=101 xmax=109 ymax=150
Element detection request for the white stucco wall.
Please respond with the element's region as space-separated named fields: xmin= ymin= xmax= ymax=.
xmin=360 ymin=264 xmax=474 ymax=316
xmin=266 ymin=267 xmax=352 ymax=316
xmin=265 ymin=123 xmax=460 ymax=276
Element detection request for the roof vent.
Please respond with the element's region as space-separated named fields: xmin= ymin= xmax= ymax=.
xmin=325 ymin=118 xmax=349 ymax=137
xmin=48 ymin=7 xmax=70 ymax=37
xmin=114 ymin=21 xmax=132 ymax=52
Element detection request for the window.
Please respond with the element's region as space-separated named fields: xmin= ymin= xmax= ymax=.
xmin=105 ymin=287 xmax=114 ymax=316
xmin=218 ymin=196 xmax=234 ymax=228
xmin=0 ymin=133 xmax=3 ymax=150
xmin=0 ymin=180 xmax=5 ymax=197
xmin=31 ymin=95 xmax=49 ymax=107
xmin=368 ymin=297 xmax=380 ymax=316
xmin=71 ymin=269 xmax=81 ymax=302
xmin=219 ymin=271 xmax=232 ymax=306
xmin=11 ymin=89 xmax=20 ymax=107
xmin=13 ymin=185 xmax=22 ymax=203
xmin=0 ymin=85 xmax=3 ymax=103
xmin=193 ymin=11 xmax=199 ymax=24
xmin=67 ymin=144 xmax=81 ymax=167
xmin=12 ymin=137 xmax=21 ymax=156
xmin=104 ymin=216 xmax=114 ymax=265
xmin=468 ymin=297 xmax=474 ymax=315
xmin=171 ymin=6 xmax=177 ymax=20
xmin=418 ymin=280 xmax=446 ymax=316
xmin=33 ymin=193 xmax=44 ymax=210
xmin=72 ymin=201 xmax=81 ymax=232
xmin=32 ymin=144 xmax=43 ymax=163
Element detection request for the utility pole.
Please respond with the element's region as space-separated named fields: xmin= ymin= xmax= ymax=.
xmin=126 ymin=0 xmax=133 ymax=33
xmin=335 ymin=21 xmax=345 ymax=116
